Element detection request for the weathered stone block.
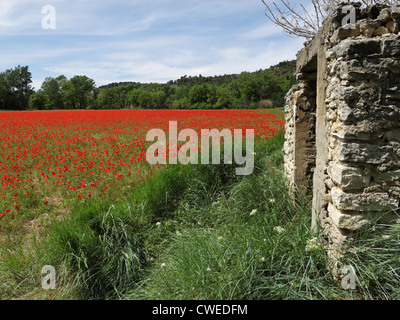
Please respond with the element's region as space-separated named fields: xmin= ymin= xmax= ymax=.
xmin=391 ymin=6 xmax=400 ymax=19
xmin=358 ymin=19 xmax=381 ymax=37
xmin=338 ymin=143 xmax=393 ymax=165
xmin=330 ymin=39 xmax=382 ymax=58
xmin=330 ymin=27 xmax=361 ymax=43
xmin=375 ymin=169 xmax=400 ymax=184
xmin=337 ymin=104 xmax=353 ymax=122
xmin=330 ymin=85 xmax=360 ymax=102
xmin=374 ymin=26 xmax=391 ymax=36
xmin=328 ymin=203 xmax=370 ymax=230
xmin=381 ymin=38 xmax=400 ymax=56
xmin=331 ymin=187 xmax=399 ymax=212
xmin=333 ymin=120 xmax=386 ymax=141
xmin=386 ymin=129 xmax=400 ymax=142
xmin=378 ymin=8 xmax=392 ymax=23
xmin=386 ymin=19 xmax=400 ymax=33
xmin=328 ymin=163 xmax=370 ymax=191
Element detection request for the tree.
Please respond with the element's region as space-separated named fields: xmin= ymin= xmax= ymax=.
xmin=189 ymin=84 xmax=211 ymax=104
xmin=40 ymin=75 xmax=67 ymax=109
xmin=215 ymin=86 xmax=233 ymax=109
xmin=262 ymin=0 xmax=397 ymax=39
xmin=137 ymin=89 xmax=153 ymax=108
xmin=0 ymin=73 xmax=9 ymax=110
xmin=0 ymin=65 xmax=33 ymax=110
xmin=153 ymin=91 xmax=167 ymax=109
xmin=28 ymin=92 xmax=49 ymax=110
xmin=68 ymin=75 xmax=96 ymax=109
xmin=128 ymin=89 xmax=141 ymax=108
xmin=95 ymin=87 xmax=120 ymax=109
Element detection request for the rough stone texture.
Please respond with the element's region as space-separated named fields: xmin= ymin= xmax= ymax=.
xmin=284 ymin=4 xmax=400 ymax=257
xmin=284 ymin=83 xmax=316 ymax=194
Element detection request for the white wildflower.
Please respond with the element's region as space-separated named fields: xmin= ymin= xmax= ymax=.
xmin=212 ymin=201 xmax=220 ymax=208
xmin=161 ymin=263 xmax=166 ymax=268
xmin=274 ymin=226 xmax=285 ymax=234
xmin=206 ymin=267 xmax=211 ymax=272
xmin=305 ymin=237 xmax=320 ymax=253
xmin=156 ymin=222 xmax=161 ymax=227
xmin=250 ymin=209 xmax=257 ymax=216
xmin=217 ymin=236 xmax=223 ymax=241
xmin=260 ymin=257 xmax=265 ymax=262
xmin=269 ymin=199 xmax=276 ymax=204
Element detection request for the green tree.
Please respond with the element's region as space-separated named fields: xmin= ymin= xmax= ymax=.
xmin=68 ymin=75 xmax=96 ymax=109
xmin=40 ymin=75 xmax=67 ymax=109
xmin=137 ymin=89 xmax=153 ymax=108
xmin=153 ymin=91 xmax=167 ymax=109
xmin=96 ymin=87 xmax=120 ymax=109
xmin=0 ymin=65 xmax=34 ymax=110
xmin=189 ymin=84 xmax=211 ymax=105
xmin=0 ymin=73 xmax=9 ymax=110
xmin=215 ymin=86 xmax=232 ymax=109
xmin=127 ymin=89 xmax=142 ymax=108
xmin=28 ymin=92 xmax=50 ymax=110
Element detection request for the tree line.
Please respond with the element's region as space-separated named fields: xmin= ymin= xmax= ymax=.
xmin=0 ymin=60 xmax=296 ymax=111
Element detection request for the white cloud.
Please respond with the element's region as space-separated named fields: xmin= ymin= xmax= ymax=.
xmin=1 ymin=0 xmax=306 ymax=88
xmin=240 ymin=23 xmax=284 ymax=40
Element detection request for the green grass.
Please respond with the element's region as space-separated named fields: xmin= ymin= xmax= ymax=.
xmin=1 ymin=134 xmax=400 ymax=300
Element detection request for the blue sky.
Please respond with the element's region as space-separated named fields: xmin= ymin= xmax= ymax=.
xmin=0 ymin=0 xmax=305 ymax=90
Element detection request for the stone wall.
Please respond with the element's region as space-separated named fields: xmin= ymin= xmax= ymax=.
xmin=284 ymin=82 xmax=316 ymax=194
xmin=284 ymin=3 xmax=400 ymax=256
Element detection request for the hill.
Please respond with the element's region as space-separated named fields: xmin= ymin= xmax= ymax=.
xmin=95 ymin=60 xmax=296 ymax=110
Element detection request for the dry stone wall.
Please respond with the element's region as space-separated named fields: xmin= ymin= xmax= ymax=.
xmin=284 ymin=82 xmax=316 ymax=194
xmin=284 ymin=3 xmax=400 ymax=256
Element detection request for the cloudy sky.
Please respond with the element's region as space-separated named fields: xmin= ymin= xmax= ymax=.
xmin=0 ymin=0 xmax=306 ymax=90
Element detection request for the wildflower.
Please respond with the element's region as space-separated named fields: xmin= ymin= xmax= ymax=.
xmin=250 ymin=209 xmax=257 ymax=216
xmin=269 ymin=199 xmax=276 ymax=204
xmin=217 ymin=236 xmax=223 ymax=241
xmin=206 ymin=267 xmax=211 ymax=272
xmin=176 ymin=231 xmax=182 ymax=236
xmin=44 ymin=200 xmax=48 ymax=205
xmin=260 ymin=257 xmax=265 ymax=262
xmin=305 ymin=237 xmax=320 ymax=253
xmin=274 ymin=226 xmax=285 ymax=234
xmin=212 ymin=201 xmax=220 ymax=207
xmin=161 ymin=263 xmax=166 ymax=268
xmin=156 ymin=222 xmax=161 ymax=227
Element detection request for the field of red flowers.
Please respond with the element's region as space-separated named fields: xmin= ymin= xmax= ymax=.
xmin=0 ymin=109 xmax=284 ymax=219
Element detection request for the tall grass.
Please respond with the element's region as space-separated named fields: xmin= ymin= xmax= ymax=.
xmin=127 ymin=135 xmax=342 ymax=300
xmin=1 ymin=133 xmax=400 ymax=300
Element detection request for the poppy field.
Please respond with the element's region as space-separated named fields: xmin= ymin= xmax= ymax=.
xmin=0 ymin=109 xmax=284 ymax=221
